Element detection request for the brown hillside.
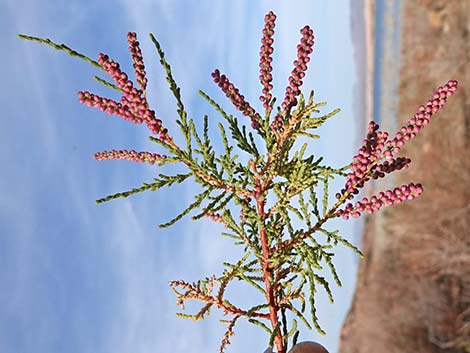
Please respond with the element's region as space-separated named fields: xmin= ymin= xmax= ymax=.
xmin=339 ymin=1 xmax=469 ymax=353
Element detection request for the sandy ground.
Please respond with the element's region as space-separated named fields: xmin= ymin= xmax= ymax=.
xmin=338 ymin=1 xmax=469 ymax=353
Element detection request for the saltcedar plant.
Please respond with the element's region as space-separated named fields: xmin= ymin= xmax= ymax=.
xmin=18 ymin=10 xmax=458 ymax=353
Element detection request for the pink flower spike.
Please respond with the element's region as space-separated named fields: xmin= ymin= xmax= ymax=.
xmin=390 ymin=79 xmax=458 ymax=152
xmin=127 ymin=32 xmax=148 ymax=92
xmin=78 ymin=91 xmax=121 ymax=115
xmin=272 ymin=25 xmax=315 ymax=132
xmin=259 ymin=11 xmax=277 ymax=112
xmin=94 ymin=149 xmax=167 ymax=165
xmin=80 ymin=40 xmax=170 ymax=142
xmin=211 ymin=69 xmax=262 ymax=129
xmin=337 ymin=182 xmax=424 ymax=220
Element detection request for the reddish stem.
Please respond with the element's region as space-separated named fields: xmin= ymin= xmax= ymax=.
xmin=253 ymin=163 xmax=285 ymax=353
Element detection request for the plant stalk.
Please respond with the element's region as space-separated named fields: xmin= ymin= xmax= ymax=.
xmin=254 ymin=164 xmax=285 ymax=353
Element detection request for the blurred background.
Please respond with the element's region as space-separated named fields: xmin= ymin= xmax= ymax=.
xmin=339 ymin=1 xmax=469 ymax=353
xmin=1 ymin=1 xmax=468 ymax=353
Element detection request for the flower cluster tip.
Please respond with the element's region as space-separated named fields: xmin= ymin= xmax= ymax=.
xmin=271 ymin=25 xmax=314 ymax=131
xmin=259 ymin=11 xmax=277 ymax=112
xmin=211 ymin=69 xmax=262 ymax=129
xmin=94 ymin=149 xmax=166 ymax=165
xmin=336 ymin=79 xmax=458 ymax=219
xmin=78 ymin=33 xmax=171 ymax=143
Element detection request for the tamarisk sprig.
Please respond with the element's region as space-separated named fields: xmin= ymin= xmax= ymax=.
xmin=18 ymin=11 xmax=459 ymax=353
xmin=79 ymin=50 xmax=169 ymax=140
xmin=170 ymin=253 xmax=270 ymax=353
xmin=271 ymin=80 xmax=458 ymax=258
xmin=335 ymin=80 xmax=458 ymax=219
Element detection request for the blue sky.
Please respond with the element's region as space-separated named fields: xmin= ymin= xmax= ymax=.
xmin=1 ymin=1 xmax=363 ymax=352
